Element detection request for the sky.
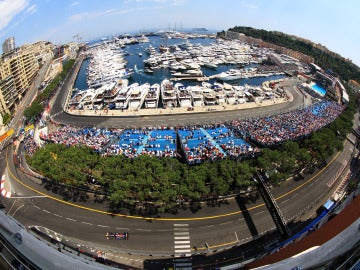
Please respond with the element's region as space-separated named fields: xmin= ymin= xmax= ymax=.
xmin=0 ymin=0 xmax=360 ymax=68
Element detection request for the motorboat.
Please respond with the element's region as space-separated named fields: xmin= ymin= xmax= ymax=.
xmin=161 ymin=79 xmax=178 ymax=108
xmin=175 ymin=83 xmax=192 ymax=108
xmin=144 ymin=83 xmax=160 ymax=108
xmin=128 ymin=83 xmax=150 ymax=110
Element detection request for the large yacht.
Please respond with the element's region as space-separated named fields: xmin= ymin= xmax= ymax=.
xmin=221 ymin=82 xmax=237 ymax=105
xmin=112 ymin=82 xmax=138 ymax=110
xmin=77 ymin=88 xmax=98 ymax=110
xmin=68 ymin=89 xmax=90 ymax=108
xmin=175 ymin=83 xmax=192 ymax=108
xmin=202 ymin=88 xmax=217 ymax=106
xmin=103 ymin=79 xmax=129 ymax=104
xmin=128 ymin=83 xmax=150 ymax=110
xmin=187 ymin=85 xmax=204 ymax=107
xmin=144 ymin=83 xmax=160 ymax=109
xmin=161 ymin=79 xmax=178 ymax=108
xmin=212 ymin=82 xmax=226 ymax=105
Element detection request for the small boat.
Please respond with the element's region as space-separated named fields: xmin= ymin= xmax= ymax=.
xmin=144 ymin=68 xmax=154 ymax=74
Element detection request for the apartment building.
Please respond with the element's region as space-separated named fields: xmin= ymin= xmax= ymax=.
xmin=2 ymin=37 xmax=15 ymax=54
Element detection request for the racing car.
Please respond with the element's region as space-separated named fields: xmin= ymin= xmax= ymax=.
xmin=105 ymin=232 xmax=129 ymax=240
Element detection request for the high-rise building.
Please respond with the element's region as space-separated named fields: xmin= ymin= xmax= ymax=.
xmin=0 ymin=47 xmax=40 ymax=115
xmin=2 ymin=37 xmax=15 ymax=54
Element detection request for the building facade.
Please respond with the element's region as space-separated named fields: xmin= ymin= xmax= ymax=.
xmin=0 ymin=41 xmax=53 ymax=116
xmin=2 ymin=37 xmax=15 ymax=54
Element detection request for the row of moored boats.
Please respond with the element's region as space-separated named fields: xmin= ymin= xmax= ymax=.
xmin=68 ymin=79 xmax=280 ymax=111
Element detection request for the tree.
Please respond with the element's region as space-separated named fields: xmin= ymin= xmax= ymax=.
xmin=23 ymin=100 xmax=43 ymax=122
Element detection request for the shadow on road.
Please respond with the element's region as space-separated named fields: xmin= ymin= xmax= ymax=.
xmin=235 ymin=194 xmax=259 ymax=238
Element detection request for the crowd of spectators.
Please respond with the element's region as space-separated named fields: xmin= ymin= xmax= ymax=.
xmin=40 ymin=126 xmax=123 ymax=153
xmin=105 ymin=128 xmax=177 ymax=158
xmin=232 ymin=100 xmax=344 ymax=147
xmin=26 ymin=100 xmax=344 ymax=163
xmin=178 ymin=125 xmax=224 ymax=164
xmin=23 ymin=136 xmax=39 ymax=156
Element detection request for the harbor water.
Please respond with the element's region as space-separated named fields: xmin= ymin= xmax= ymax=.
xmin=74 ymin=35 xmax=286 ymax=91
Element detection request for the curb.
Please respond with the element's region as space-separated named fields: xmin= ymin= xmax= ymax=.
xmin=1 ymin=174 xmax=12 ymax=198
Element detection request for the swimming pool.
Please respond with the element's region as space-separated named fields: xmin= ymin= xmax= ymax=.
xmin=311 ymin=84 xmax=327 ymax=96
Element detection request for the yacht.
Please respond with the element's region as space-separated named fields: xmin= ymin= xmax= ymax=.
xmin=88 ymin=68 xmax=133 ymax=88
xmin=187 ymin=85 xmax=204 ymax=107
xmin=212 ymin=83 xmax=226 ymax=105
xmin=103 ymin=79 xmax=129 ymax=104
xmin=68 ymin=89 xmax=89 ymax=108
xmin=161 ymin=79 xmax=178 ymax=108
xmin=222 ymin=83 xmax=237 ymax=105
xmin=128 ymin=83 xmax=150 ymax=110
xmin=78 ymin=88 xmax=98 ymax=110
xmin=202 ymin=88 xmax=217 ymax=106
xmin=175 ymin=83 xmax=192 ymax=108
xmin=112 ymin=82 xmax=138 ymax=110
xmin=144 ymin=83 xmax=160 ymax=108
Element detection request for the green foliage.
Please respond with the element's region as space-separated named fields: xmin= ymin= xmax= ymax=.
xmin=1 ymin=113 xmax=12 ymax=125
xmin=23 ymin=100 xmax=43 ymax=121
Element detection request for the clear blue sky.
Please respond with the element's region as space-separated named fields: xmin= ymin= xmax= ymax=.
xmin=1 ymin=0 xmax=359 ymax=68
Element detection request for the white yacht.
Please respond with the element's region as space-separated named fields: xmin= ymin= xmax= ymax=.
xmin=202 ymin=88 xmax=217 ymax=106
xmin=187 ymin=85 xmax=204 ymax=107
xmin=103 ymin=79 xmax=129 ymax=104
xmin=128 ymin=83 xmax=150 ymax=110
xmin=175 ymin=83 xmax=192 ymax=108
xmin=112 ymin=82 xmax=138 ymax=109
xmin=161 ymin=79 xmax=178 ymax=108
xmin=68 ymin=89 xmax=89 ymax=108
xmin=222 ymin=83 xmax=237 ymax=105
xmin=78 ymin=88 xmax=98 ymax=110
xmin=144 ymin=83 xmax=160 ymax=108
xmin=212 ymin=83 xmax=226 ymax=105
xmin=213 ymin=69 xmax=247 ymax=81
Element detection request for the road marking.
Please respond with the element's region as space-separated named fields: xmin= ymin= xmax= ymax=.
xmin=174 ymin=232 xmax=189 ymax=235
xmin=97 ymin=224 xmax=109 ymax=228
xmin=174 ymin=227 xmax=189 ymax=231
xmin=66 ymin=218 xmax=76 ymax=222
xmin=53 ymin=214 xmax=63 ymax=218
xmin=175 ymin=241 xmax=191 ymax=244
xmin=175 ymin=244 xmax=191 ymax=249
xmin=42 ymin=209 xmax=51 ymax=214
xmin=81 ymin=222 xmax=93 ymax=226
xmin=174 ymin=236 xmax=190 ymax=240
xmin=281 ymin=198 xmax=290 ymax=204
xmin=11 ymin=196 xmax=47 ymax=199
xmin=173 ymin=224 xmax=192 ymax=259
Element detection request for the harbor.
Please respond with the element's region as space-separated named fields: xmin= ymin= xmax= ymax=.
xmin=68 ymin=32 xmax=301 ymax=115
